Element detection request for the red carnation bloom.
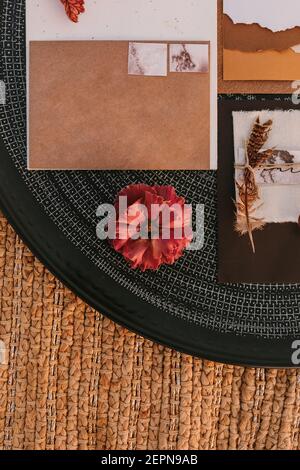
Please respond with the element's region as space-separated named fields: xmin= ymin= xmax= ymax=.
xmin=110 ymin=184 xmax=193 ymax=271
xmin=60 ymin=0 xmax=85 ymax=23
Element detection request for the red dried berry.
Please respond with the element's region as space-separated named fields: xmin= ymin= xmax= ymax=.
xmin=60 ymin=0 xmax=85 ymax=23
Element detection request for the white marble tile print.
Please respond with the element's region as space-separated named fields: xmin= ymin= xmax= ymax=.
xmin=128 ymin=42 xmax=167 ymax=76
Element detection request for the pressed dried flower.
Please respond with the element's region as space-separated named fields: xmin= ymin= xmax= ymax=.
xmin=110 ymin=184 xmax=193 ymax=271
xmin=60 ymin=0 xmax=85 ymax=23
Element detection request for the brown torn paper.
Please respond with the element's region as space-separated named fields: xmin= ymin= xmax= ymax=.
xmin=223 ymin=14 xmax=300 ymax=53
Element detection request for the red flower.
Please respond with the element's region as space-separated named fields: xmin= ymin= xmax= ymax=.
xmin=60 ymin=0 xmax=85 ymax=23
xmin=110 ymin=184 xmax=193 ymax=271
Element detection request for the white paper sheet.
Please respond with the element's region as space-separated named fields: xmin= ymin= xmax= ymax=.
xmin=224 ymin=0 xmax=300 ymax=33
xmin=233 ymin=110 xmax=300 ymax=223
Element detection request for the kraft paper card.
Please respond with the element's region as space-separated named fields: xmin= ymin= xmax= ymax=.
xmin=29 ymin=40 xmax=210 ymax=170
xmin=218 ymin=99 xmax=300 ymax=284
xmin=223 ymin=0 xmax=300 ymax=82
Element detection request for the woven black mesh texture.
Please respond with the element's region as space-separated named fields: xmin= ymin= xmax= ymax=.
xmin=0 ymin=0 xmax=299 ymax=339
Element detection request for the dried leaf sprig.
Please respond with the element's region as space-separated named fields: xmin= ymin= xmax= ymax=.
xmin=172 ymin=45 xmax=196 ymax=72
xmin=235 ymin=117 xmax=274 ymax=253
xmin=60 ymin=0 xmax=85 ymax=23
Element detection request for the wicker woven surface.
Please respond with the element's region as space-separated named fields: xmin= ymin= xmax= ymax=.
xmin=0 ymin=213 xmax=300 ymax=450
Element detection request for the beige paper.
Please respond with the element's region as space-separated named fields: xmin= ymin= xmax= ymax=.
xmin=233 ymin=110 xmax=300 ymax=223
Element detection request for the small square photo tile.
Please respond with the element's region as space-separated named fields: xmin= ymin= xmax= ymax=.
xmin=128 ymin=42 xmax=168 ymax=77
xmin=169 ymin=44 xmax=209 ymax=73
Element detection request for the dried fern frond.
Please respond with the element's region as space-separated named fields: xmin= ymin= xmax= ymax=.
xmin=234 ymin=117 xmax=274 ymax=253
xmin=235 ymin=184 xmax=265 ymax=253
xmin=235 ymin=173 xmax=265 ymax=253
xmin=234 ymin=210 xmax=266 ymax=237
xmin=247 ymin=118 xmax=273 ymax=167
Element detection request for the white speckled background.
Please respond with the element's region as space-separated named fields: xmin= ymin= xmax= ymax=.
xmin=26 ymin=0 xmax=217 ymax=168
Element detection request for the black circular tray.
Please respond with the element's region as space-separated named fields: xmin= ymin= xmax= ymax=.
xmin=0 ymin=0 xmax=299 ymax=367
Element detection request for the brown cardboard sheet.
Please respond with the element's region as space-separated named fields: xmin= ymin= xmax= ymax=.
xmin=218 ymin=0 xmax=293 ymax=93
xmin=218 ymin=99 xmax=300 ymax=284
xmin=29 ymin=41 xmax=210 ymax=170
xmin=223 ymin=14 xmax=300 ymax=53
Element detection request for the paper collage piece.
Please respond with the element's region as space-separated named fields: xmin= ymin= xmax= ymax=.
xmin=233 ymin=110 xmax=300 ymax=252
xmin=169 ymin=44 xmax=209 ymax=73
xmin=223 ymin=0 xmax=300 ymax=81
xmin=236 ymin=148 xmax=300 ymax=185
xmin=128 ymin=43 xmax=167 ymax=76
xmin=218 ymin=101 xmax=300 ymax=284
xmin=128 ymin=43 xmax=209 ymax=77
